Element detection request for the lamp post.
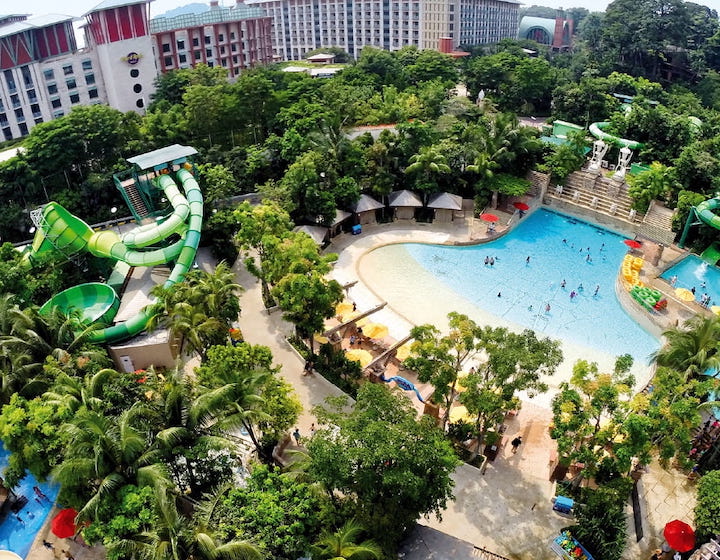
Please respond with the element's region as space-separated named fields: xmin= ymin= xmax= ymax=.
xmin=110 ymin=207 xmax=120 ymax=234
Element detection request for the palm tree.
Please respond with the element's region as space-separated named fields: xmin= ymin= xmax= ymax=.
xmin=43 ymin=368 xmax=117 ymax=414
xmin=52 ymin=403 xmax=169 ymax=520
xmin=651 ymin=315 xmax=720 ymax=380
xmin=151 ymin=366 xmax=234 ymax=495
xmin=404 ymin=145 xmax=451 ymax=198
xmin=117 ymin=483 xmax=262 ymax=560
xmin=311 ymin=519 xmax=382 ymax=560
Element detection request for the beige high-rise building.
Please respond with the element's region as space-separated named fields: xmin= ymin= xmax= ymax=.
xmin=246 ymin=0 xmax=519 ymax=61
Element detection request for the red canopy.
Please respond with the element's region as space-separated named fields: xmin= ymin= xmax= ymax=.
xmin=664 ymin=520 xmax=695 ymax=552
xmin=51 ymin=508 xmax=78 ymax=539
xmin=513 ymin=202 xmax=530 ymax=211
xmin=624 ymin=239 xmax=642 ymax=249
xmin=480 ymin=213 xmax=499 ymax=223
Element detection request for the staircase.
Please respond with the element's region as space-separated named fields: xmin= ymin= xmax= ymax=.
xmin=639 ymin=201 xmax=677 ymax=245
xmin=545 ymin=170 xmax=643 ymax=225
xmin=120 ymin=178 xmax=150 ymax=218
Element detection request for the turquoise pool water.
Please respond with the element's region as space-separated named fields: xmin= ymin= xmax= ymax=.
xmin=661 ymin=254 xmax=720 ymax=308
xmin=402 ymin=209 xmax=660 ymax=363
xmin=0 ymin=447 xmax=59 ymax=558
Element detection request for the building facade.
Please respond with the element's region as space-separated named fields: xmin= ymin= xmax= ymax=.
xmin=149 ymin=0 xmax=273 ymax=78
xmin=246 ymin=0 xmax=519 ymax=61
xmin=0 ymin=0 xmax=272 ymax=141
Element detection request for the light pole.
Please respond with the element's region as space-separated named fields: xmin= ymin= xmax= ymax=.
xmin=110 ymin=207 xmax=120 ymax=235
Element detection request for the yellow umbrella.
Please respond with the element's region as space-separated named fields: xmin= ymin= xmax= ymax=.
xmin=675 ymin=287 xmax=695 ymax=302
xmin=314 ymin=333 xmax=329 ymax=344
xmin=449 ymin=405 xmax=473 ymax=423
xmin=395 ymin=342 xmax=415 ymax=361
xmin=335 ymin=302 xmax=354 ymax=317
xmin=341 ymin=311 xmax=362 ymax=323
xmin=711 ymin=305 xmax=720 ymax=316
xmin=345 ymin=348 xmax=373 ymax=368
xmin=361 ymin=323 xmax=389 ymax=340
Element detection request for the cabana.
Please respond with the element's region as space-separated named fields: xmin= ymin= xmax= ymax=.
xmin=427 ymin=192 xmax=463 ymax=223
xmin=388 ymin=190 xmax=423 ymax=220
xmin=327 ymin=209 xmax=352 ymax=237
xmin=351 ymin=194 xmax=384 ymax=225
xmin=293 ymin=225 xmax=329 ymax=246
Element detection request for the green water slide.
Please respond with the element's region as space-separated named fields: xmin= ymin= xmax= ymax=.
xmin=588 ymin=122 xmax=644 ymax=149
xmin=33 ymin=167 xmax=203 ymax=344
xmin=679 ymin=197 xmax=720 ymax=248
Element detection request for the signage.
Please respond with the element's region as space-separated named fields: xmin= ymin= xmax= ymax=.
xmin=122 ymin=52 xmax=142 ymax=65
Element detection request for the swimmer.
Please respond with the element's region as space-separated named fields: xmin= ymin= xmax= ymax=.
xmin=497 ymin=292 xmax=502 ymax=298
xmin=691 ymin=286 xmax=696 ymax=295
xmin=489 ymin=257 xmax=495 ymax=266
xmin=526 ymin=256 xmax=530 ymax=265
xmin=571 ymin=244 xmax=575 ymax=249
xmin=600 ymin=243 xmax=605 ymax=251
xmin=578 ymin=283 xmax=584 ymax=291
xmin=528 ymin=304 xmax=534 ymax=312
xmin=562 ymin=239 xmax=567 ymax=244
xmin=586 ymin=254 xmax=591 ymax=262
xmin=670 ymin=275 xmax=677 ymax=287
xmin=484 ymin=256 xmax=489 ymax=265
xmin=570 ymin=291 xmax=577 ymax=300
xmin=545 ymin=303 xmax=551 ymax=313
xmin=701 ymin=281 xmax=707 ymax=289
xmin=594 ymin=284 xmax=600 ymax=296
xmin=560 ymin=279 xmax=566 ymax=289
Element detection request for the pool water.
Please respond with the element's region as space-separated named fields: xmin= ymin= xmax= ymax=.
xmin=0 ymin=447 xmax=59 ymax=558
xmin=661 ymin=255 xmax=720 ymax=308
xmin=397 ymin=209 xmax=659 ymax=363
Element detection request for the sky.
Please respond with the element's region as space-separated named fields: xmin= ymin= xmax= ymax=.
xmin=11 ymin=0 xmax=720 ymax=22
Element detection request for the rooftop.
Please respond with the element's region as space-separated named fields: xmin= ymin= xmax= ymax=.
xmin=127 ymin=144 xmax=198 ymax=171
xmin=85 ymin=0 xmax=148 ymax=15
xmin=149 ymin=5 xmax=267 ymax=33
xmin=0 ymin=14 xmax=74 ymax=39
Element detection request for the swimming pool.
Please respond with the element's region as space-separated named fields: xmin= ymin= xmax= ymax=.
xmin=661 ymin=254 xmax=720 ymax=309
xmin=370 ymin=209 xmax=659 ymax=364
xmin=0 ymin=447 xmax=59 ymax=558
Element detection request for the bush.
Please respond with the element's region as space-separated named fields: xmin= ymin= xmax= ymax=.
xmin=695 ymin=470 xmax=720 ymax=543
xmin=571 ymin=484 xmax=629 ymax=560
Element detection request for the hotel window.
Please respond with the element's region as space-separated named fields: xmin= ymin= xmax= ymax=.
xmin=205 ymin=35 xmax=211 ymax=44
xmin=63 ymin=65 xmax=73 ymax=75
xmin=162 ymin=43 xmax=171 ymax=52
xmin=21 ymin=66 xmax=33 ymax=88
xmin=51 ymin=98 xmax=62 ymax=108
xmin=43 ymin=69 xmax=54 ymax=80
xmin=27 ymin=89 xmax=37 ymax=102
xmin=0 ymin=113 xmax=7 ymax=126
xmin=66 ymin=78 xmax=77 ymax=89
xmin=82 ymin=59 xmax=93 ymax=71
xmin=177 ymin=39 xmax=185 ymax=50
xmin=70 ymin=93 xmax=80 ymax=104
xmin=193 ymin=37 xmax=199 ymax=46
xmin=52 ymin=110 xmax=64 ymax=119
xmin=164 ymin=56 xmax=173 ymax=66
xmin=194 ymin=51 xmax=202 ymax=60
xmin=179 ymin=53 xmax=187 ymax=63
xmin=219 ymin=33 xmax=224 ymax=42
xmin=14 ymin=108 xmax=24 ymax=121
xmin=2 ymin=127 xmax=12 ymax=141
xmin=85 ymin=74 xmax=95 ymax=85
xmin=18 ymin=123 xmax=27 ymax=136
xmin=4 ymin=70 xmax=16 ymax=92
xmin=10 ymin=95 xmax=20 ymax=108
xmin=88 ymin=88 xmax=99 ymax=99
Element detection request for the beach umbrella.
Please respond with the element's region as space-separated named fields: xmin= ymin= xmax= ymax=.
xmin=395 ymin=342 xmax=415 ymax=361
xmin=51 ymin=508 xmax=78 ymax=539
xmin=449 ymin=405 xmax=473 ymax=423
xmin=480 ymin=213 xmax=499 ymax=223
xmin=675 ymin=288 xmax=695 ymax=302
xmin=624 ymin=239 xmax=642 ymax=249
xmin=335 ymin=302 xmax=354 ymax=317
xmin=711 ymin=305 xmax=720 ymax=316
xmin=345 ymin=349 xmax=373 ymax=368
xmin=341 ymin=311 xmax=362 ymax=323
xmin=362 ymin=323 xmax=389 ymax=340
xmin=664 ymin=520 xmax=695 ymax=552
xmin=313 ymin=333 xmax=329 ymax=345
xmin=513 ymin=202 xmax=530 ymax=211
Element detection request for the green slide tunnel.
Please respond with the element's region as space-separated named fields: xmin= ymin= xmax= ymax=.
xmin=695 ymin=197 xmax=720 ymax=230
xmin=589 ymin=122 xmax=643 ymax=149
xmin=34 ymin=167 xmax=203 ymax=344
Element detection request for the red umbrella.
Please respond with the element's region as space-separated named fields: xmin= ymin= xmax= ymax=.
xmin=624 ymin=239 xmax=642 ymax=249
xmin=51 ymin=508 xmax=78 ymax=539
xmin=513 ymin=202 xmax=530 ymax=211
xmin=664 ymin=520 xmax=695 ymax=552
xmin=480 ymin=213 xmax=499 ymax=223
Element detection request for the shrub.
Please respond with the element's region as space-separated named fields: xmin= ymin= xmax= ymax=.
xmin=695 ymin=470 xmax=720 ymax=543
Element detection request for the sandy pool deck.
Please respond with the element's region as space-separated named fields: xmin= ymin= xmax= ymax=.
xmin=328 ymin=223 xmax=656 ymax=409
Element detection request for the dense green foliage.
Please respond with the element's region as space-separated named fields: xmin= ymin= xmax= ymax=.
xmin=695 ymin=470 xmax=720 ymax=542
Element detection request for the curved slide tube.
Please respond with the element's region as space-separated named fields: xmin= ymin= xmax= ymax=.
xmin=589 ymin=122 xmax=643 ymax=149
xmin=695 ymin=197 xmax=720 ymax=229
xmin=32 ymin=168 xmax=203 ymax=344
xmin=87 ymin=168 xmax=203 ymax=344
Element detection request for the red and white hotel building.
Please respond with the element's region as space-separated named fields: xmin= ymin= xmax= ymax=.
xmin=0 ymin=0 xmax=272 ymax=141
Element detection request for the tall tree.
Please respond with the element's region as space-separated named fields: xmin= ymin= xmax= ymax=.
xmin=311 ymin=520 xmax=381 ymax=560
xmin=308 ymin=384 xmax=459 ymax=552
xmin=651 ymin=315 xmax=720 ymax=380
